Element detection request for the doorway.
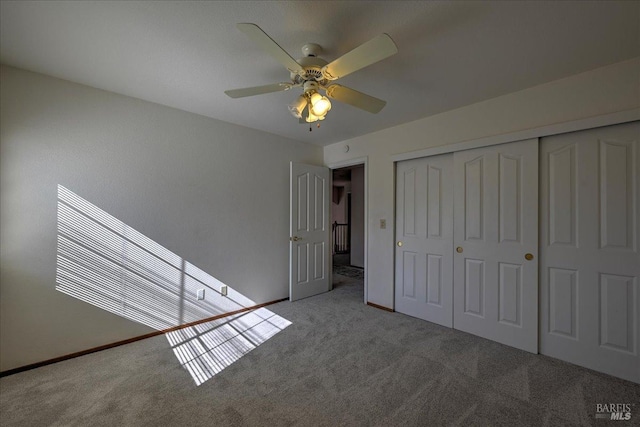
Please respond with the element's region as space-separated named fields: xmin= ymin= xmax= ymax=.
xmin=330 ymin=160 xmax=367 ymax=303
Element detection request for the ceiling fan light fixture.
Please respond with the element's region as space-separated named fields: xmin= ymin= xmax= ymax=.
xmin=309 ymin=92 xmax=332 ymax=117
xmin=305 ymin=108 xmax=326 ymax=123
xmin=288 ymin=94 xmax=307 ymax=118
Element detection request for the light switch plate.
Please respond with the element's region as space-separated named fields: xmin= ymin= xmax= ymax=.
xmin=221 ymin=285 xmax=228 ymax=296
xmin=197 ymin=289 xmax=205 ymax=300
xmin=380 ymin=219 xmax=386 ymax=229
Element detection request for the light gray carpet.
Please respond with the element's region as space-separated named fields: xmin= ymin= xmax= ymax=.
xmin=1 ymin=274 xmax=639 ymax=426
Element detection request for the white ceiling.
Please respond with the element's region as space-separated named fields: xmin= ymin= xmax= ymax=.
xmin=1 ymin=1 xmax=638 ymax=146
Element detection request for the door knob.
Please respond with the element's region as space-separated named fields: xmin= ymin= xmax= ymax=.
xmin=525 ymin=253 xmax=534 ymax=261
xmin=290 ymin=236 xmax=302 ymax=241
xmin=397 ymin=241 xmax=403 ymax=247
xmin=456 ymin=247 xmax=463 ymax=253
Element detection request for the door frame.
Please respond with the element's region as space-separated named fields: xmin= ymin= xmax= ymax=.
xmin=327 ymin=157 xmax=368 ymax=304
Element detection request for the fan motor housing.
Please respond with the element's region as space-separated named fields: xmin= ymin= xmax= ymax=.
xmin=291 ymin=53 xmax=329 ymax=85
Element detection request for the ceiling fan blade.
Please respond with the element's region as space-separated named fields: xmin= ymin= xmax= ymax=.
xmin=325 ymin=84 xmax=387 ymax=114
xmin=224 ymin=83 xmax=291 ymax=98
xmin=237 ymin=23 xmax=305 ymax=75
xmin=321 ymin=34 xmax=398 ymax=81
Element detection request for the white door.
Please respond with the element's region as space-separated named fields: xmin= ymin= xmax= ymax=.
xmin=540 ymin=122 xmax=640 ymax=383
xmin=395 ymin=154 xmax=454 ymax=327
xmin=290 ymin=162 xmax=331 ymax=301
xmin=453 ymin=138 xmax=539 ymax=353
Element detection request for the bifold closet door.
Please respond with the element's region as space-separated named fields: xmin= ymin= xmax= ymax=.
xmin=452 ymin=138 xmax=539 ymax=353
xmin=540 ymin=121 xmax=639 ymax=383
xmin=395 ymin=154 xmax=454 ymax=327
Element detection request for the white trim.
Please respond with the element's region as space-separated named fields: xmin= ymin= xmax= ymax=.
xmin=327 ymin=156 xmax=368 ymax=305
xmin=327 ymin=156 xmax=368 ymax=170
xmin=391 ymin=109 xmax=640 ymax=162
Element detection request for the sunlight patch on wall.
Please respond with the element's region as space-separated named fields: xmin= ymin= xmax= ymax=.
xmin=56 ymin=185 xmax=291 ymax=385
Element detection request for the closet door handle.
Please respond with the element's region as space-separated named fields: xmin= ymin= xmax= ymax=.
xmin=397 ymin=241 xmax=403 ymax=247
xmin=525 ymin=253 xmax=534 ymax=261
xmin=456 ymin=247 xmax=463 ymax=253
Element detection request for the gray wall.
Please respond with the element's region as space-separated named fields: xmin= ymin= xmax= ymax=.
xmin=0 ymin=66 xmax=322 ymax=371
xmin=331 ymin=185 xmax=348 ymax=225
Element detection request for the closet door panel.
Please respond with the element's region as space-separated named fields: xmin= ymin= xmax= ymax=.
xmin=540 ymin=121 xmax=640 ymax=383
xmin=453 ymin=138 xmax=539 ymax=353
xmin=395 ymin=154 xmax=453 ymax=327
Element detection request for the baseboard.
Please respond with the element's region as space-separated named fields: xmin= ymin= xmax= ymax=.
xmin=367 ymin=301 xmax=394 ymax=312
xmin=0 ymin=297 xmax=287 ymax=378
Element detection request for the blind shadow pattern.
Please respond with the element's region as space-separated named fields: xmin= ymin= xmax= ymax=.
xmin=167 ymin=307 xmax=291 ymax=386
xmin=56 ymin=185 xmax=291 ymax=385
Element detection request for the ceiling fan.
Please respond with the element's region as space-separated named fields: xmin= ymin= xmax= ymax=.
xmin=224 ymin=23 xmax=398 ymax=126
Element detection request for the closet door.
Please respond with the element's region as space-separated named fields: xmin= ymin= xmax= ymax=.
xmin=395 ymin=154 xmax=454 ymax=327
xmin=453 ymin=138 xmax=539 ymax=353
xmin=540 ymin=122 xmax=640 ymax=383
